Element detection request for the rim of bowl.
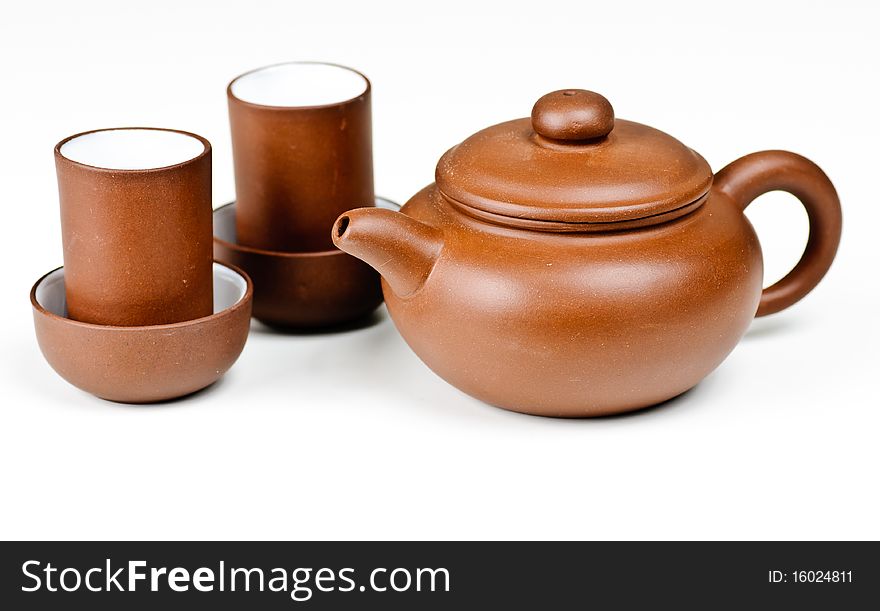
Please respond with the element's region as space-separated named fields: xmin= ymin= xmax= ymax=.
xmin=54 ymin=127 xmax=212 ymax=174
xmin=30 ymin=260 xmax=253 ymax=332
xmin=227 ymin=61 xmax=371 ymax=111
xmin=212 ymin=198 xmax=398 ymax=259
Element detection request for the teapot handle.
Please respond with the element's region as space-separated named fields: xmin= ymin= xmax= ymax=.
xmin=714 ymin=150 xmax=842 ymax=317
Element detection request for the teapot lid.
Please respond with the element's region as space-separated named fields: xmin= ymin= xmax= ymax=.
xmin=435 ymin=89 xmax=713 ymax=230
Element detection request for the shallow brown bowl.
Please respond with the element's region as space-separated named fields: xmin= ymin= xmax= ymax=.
xmin=212 ymin=198 xmax=397 ymax=329
xmin=31 ymin=262 xmax=253 ymax=403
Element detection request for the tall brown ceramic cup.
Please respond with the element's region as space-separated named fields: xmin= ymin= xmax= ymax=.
xmin=55 ymin=127 xmax=214 ymax=326
xmin=227 ymin=62 xmax=374 ymax=252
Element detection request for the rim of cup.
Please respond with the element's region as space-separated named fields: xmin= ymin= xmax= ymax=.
xmin=31 ymin=262 xmax=253 ymax=331
xmin=55 ymin=127 xmax=210 ymax=172
xmin=227 ymin=61 xmax=370 ymax=110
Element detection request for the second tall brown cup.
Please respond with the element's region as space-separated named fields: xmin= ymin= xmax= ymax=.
xmin=55 ymin=127 xmax=214 ymax=326
xmin=227 ymin=61 xmax=375 ymax=252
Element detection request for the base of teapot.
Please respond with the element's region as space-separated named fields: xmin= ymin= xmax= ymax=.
xmin=475 ymin=385 xmax=698 ymax=418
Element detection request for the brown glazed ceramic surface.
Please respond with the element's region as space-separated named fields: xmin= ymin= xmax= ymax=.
xmin=213 ymin=200 xmax=389 ymax=328
xmin=333 ymin=89 xmax=842 ymax=417
xmin=31 ymin=262 xmax=252 ymax=403
xmin=228 ymin=62 xmax=375 ymax=252
xmin=55 ymin=128 xmax=214 ymax=326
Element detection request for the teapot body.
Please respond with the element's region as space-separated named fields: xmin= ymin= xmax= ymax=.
xmin=332 ymin=89 xmax=841 ymax=418
xmin=383 ymin=185 xmax=763 ymax=417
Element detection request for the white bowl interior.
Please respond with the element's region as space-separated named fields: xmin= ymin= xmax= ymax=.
xmin=59 ymin=129 xmax=206 ymax=170
xmin=213 ymin=203 xmax=237 ymax=243
xmin=230 ymin=63 xmax=368 ymax=107
xmin=212 ymin=263 xmax=248 ymax=312
xmin=213 ymin=198 xmax=399 ymax=247
xmin=35 ymin=263 xmax=247 ymax=321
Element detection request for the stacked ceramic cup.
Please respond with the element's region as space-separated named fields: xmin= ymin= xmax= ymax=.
xmin=214 ymin=62 xmax=392 ymax=329
xmin=31 ymin=128 xmax=253 ymax=403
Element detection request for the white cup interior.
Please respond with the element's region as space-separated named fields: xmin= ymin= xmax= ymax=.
xmin=36 ymin=263 xmax=247 ymax=321
xmin=230 ymin=62 xmax=368 ymax=107
xmin=59 ymin=129 xmax=206 ymax=171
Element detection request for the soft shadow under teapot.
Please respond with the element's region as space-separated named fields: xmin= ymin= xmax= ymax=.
xmin=332 ymin=89 xmax=842 ymax=417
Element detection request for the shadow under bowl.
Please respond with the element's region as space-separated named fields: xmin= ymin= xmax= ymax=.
xmin=213 ymin=199 xmax=396 ymax=329
xmin=31 ymin=261 xmax=253 ymax=403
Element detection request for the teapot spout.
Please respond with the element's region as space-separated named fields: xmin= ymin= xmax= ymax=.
xmin=332 ymin=207 xmax=443 ymax=298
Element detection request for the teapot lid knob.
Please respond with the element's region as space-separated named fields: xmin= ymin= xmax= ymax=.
xmin=531 ymin=89 xmax=615 ymax=141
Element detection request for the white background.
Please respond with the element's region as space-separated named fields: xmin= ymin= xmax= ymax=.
xmin=0 ymin=0 xmax=877 ymax=540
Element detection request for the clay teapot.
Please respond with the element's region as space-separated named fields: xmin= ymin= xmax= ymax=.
xmin=332 ymin=89 xmax=842 ymax=417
